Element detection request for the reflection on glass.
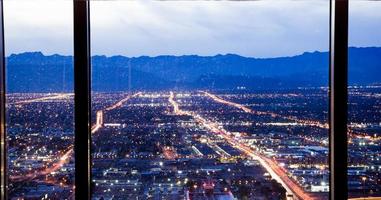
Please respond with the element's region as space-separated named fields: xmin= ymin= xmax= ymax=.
xmin=4 ymin=0 xmax=75 ymax=199
xmin=91 ymin=1 xmax=330 ymax=200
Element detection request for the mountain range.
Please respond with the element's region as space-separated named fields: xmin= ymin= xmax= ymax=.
xmin=5 ymin=47 xmax=381 ymax=92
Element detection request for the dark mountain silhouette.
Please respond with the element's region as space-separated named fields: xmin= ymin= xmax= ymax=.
xmin=5 ymin=47 xmax=381 ymax=92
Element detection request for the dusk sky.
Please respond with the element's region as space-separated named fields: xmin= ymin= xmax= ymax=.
xmin=4 ymin=0 xmax=381 ymax=58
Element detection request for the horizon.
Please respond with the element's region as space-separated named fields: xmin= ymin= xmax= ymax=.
xmin=5 ymin=85 xmax=381 ymax=94
xmin=5 ymin=45 xmax=381 ymax=93
xmin=6 ymin=46 xmax=381 ymax=59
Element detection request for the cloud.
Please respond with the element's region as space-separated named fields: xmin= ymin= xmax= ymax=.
xmin=89 ymin=1 xmax=331 ymax=57
xmin=349 ymin=1 xmax=381 ymax=48
xmin=4 ymin=0 xmax=381 ymax=57
xmin=4 ymin=0 xmax=73 ymax=56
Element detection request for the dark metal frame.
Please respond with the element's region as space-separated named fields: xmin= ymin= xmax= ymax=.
xmin=74 ymin=0 xmax=91 ymax=199
xmin=329 ymin=0 xmax=349 ymax=199
xmin=0 ymin=0 xmax=350 ymax=199
xmin=0 ymin=0 xmax=6 ymax=199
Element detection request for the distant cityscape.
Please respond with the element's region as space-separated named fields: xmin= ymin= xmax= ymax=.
xmin=6 ymin=86 xmax=381 ymax=199
xmin=3 ymin=0 xmax=381 ymax=199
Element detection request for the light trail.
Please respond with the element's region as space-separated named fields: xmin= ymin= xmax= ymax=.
xmin=209 ymin=143 xmax=231 ymax=158
xmin=92 ymin=92 xmax=141 ymax=134
xmin=13 ymin=93 xmax=73 ymax=105
xmin=232 ymin=143 xmax=314 ymax=200
xmin=10 ymin=146 xmax=73 ymax=182
xmin=105 ymin=92 xmax=141 ymax=111
xmin=200 ymin=91 xmax=381 ymax=199
xmin=202 ymin=91 xmax=329 ymax=129
xmin=191 ymin=146 xmax=204 ymax=157
xmin=169 ymin=91 xmax=183 ymax=114
xmin=91 ymin=110 xmax=104 ymax=134
xmin=202 ymin=91 xmax=375 ymax=144
xmin=169 ymin=91 xmax=315 ymax=200
xmin=10 ymin=93 xmax=140 ymax=183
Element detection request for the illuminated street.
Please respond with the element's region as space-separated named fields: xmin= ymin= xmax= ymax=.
xmin=169 ymin=91 xmax=314 ymax=200
xmin=7 ymin=88 xmax=381 ymax=199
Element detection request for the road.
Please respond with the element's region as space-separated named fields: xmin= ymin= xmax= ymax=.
xmin=202 ymin=91 xmax=381 ymax=142
xmin=169 ymin=91 xmax=315 ymax=200
xmin=92 ymin=92 xmax=142 ymax=134
xmin=10 ymin=93 xmax=140 ymax=184
xmin=10 ymin=146 xmax=73 ymax=181
xmin=13 ymin=93 xmax=73 ymax=105
xmin=202 ymin=91 xmax=329 ymax=129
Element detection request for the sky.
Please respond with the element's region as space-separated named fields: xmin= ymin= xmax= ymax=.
xmin=3 ymin=0 xmax=381 ymax=58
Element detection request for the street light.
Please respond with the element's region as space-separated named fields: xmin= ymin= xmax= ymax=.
xmin=361 ymin=176 xmax=367 ymax=200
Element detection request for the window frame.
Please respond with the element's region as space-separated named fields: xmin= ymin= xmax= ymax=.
xmin=329 ymin=0 xmax=349 ymax=199
xmin=0 ymin=0 xmax=6 ymax=199
xmin=73 ymin=0 xmax=92 ymax=199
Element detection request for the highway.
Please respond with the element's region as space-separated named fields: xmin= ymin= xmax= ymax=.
xmin=105 ymin=92 xmax=142 ymax=111
xmin=10 ymin=146 xmax=73 ymax=182
xmin=91 ymin=110 xmax=104 ymax=134
xmin=10 ymin=93 xmax=140 ymax=184
xmin=202 ymin=91 xmax=329 ymax=129
xmin=169 ymin=91 xmax=315 ymax=200
xmin=91 ymin=92 xmax=141 ymax=134
xmin=9 ymin=91 xmax=378 ymax=199
xmin=202 ymin=91 xmax=381 ymax=145
xmin=13 ymin=93 xmax=73 ymax=105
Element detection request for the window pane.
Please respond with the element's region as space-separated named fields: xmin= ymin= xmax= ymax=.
xmin=348 ymin=0 xmax=381 ymax=198
xmin=4 ymin=1 xmax=75 ymax=199
xmin=91 ymin=1 xmax=329 ymax=199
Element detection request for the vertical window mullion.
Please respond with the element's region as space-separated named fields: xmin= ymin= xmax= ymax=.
xmin=74 ymin=0 xmax=91 ymax=199
xmin=0 ymin=0 xmax=6 ymax=199
xmin=329 ymin=0 xmax=349 ymax=199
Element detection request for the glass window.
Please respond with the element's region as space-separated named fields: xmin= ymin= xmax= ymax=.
xmin=91 ymin=1 xmax=329 ymax=200
xmin=348 ymin=0 xmax=381 ymax=198
xmin=4 ymin=0 xmax=74 ymax=199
